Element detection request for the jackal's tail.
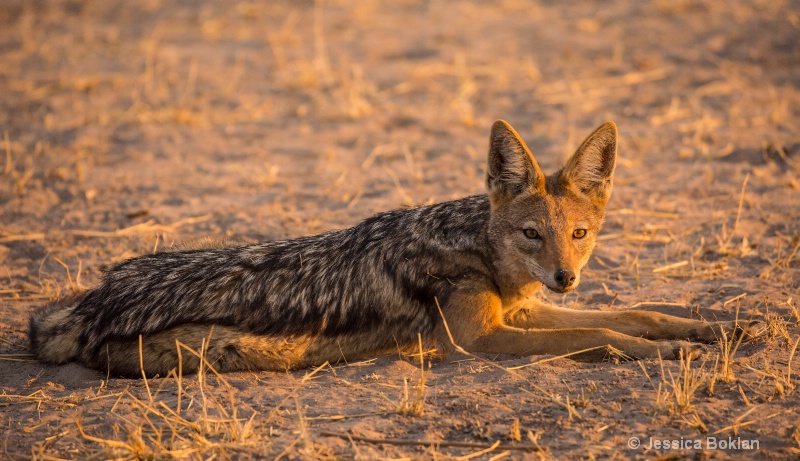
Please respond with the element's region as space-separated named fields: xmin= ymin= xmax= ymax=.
xmin=29 ymin=297 xmax=84 ymax=364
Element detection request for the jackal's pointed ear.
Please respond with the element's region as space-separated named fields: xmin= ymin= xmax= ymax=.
xmin=560 ymin=122 xmax=617 ymax=205
xmin=486 ymin=120 xmax=545 ymax=200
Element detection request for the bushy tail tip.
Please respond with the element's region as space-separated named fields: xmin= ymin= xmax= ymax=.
xmin=29 ymin=298 xmax=82 ymax=364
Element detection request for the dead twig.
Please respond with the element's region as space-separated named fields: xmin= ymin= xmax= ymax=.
xmin=68 ymin=215 xmax=211 ymax=238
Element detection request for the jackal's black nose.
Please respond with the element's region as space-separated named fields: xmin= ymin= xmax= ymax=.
xmin=554 ymin=269 xmax=576 ymax=288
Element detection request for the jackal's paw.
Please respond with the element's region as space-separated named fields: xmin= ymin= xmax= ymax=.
xmin=669 ymin=341 xmax=706 ymax=360
xmin=721 ymin=320 xmax=765 ymax=342
xmin=577 ymin=340 xmax=704 ymax=362
xmin=648 ymin=340 xmax=706 ymax=361
xmin=695 ymin=320 xmax=765 ymax=343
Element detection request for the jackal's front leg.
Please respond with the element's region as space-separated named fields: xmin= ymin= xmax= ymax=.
xmin=439 ymin=287 xmax=704 ymax=362
xmin=466 ymin=325 xmax=700 ymax=361
xmin=505 ymin=303 xmax=763 ymax=343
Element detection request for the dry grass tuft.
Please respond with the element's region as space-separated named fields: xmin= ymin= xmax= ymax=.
xmin=683 ymin=413 xmax=708 ymax=434
xmin=640 ymin=351 xmax=707 ymax=414
xmin=665 ymin=351 xmax=707 ymax=413
xmin=570 ymin=381 xmax=598 ymax=409
xmin=788 ymin=298 xmax=800 ymax=326
xmin=396 ymin=334 xmax=428 ymax=417
xmin=747 ymin=335 xmax=800 ymax=399
xmin=763 ymin=312 xmax=793 ymax=346
xmin=46 ymin=340 xmax=261 ymax=459
xmin=706 ymin=355 xmax=719 ymax=397
xmin=716 ymin=304 xmax=748 ymax=384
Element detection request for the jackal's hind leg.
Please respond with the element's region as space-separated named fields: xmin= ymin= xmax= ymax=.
xmin=87 ymin=325 xmax=312 ymax=377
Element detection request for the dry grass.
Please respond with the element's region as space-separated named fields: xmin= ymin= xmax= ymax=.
xmin=639 ymin=351 xmax=706 ymax=415
xmin=2 ymin=0 xmax=799 ymax=458
xmin=744 ymin=335 xmax=800 ymax=401
xmin=67 ymin=215 xmax=212 ymax=239
xmin=716 ymin=305 xmax=748 ymax=384
xmin=788 ymin=298 xmax=800 ymax=326
xmin=664 ymin=351 xmax=707 ymax=413
xmin=41 ymin=340 xmax=262 ymax=460
xmin=570 ymin=381 xmax=598 ymax=409
xmin=395 ymin=335 xmax=428 ymax=417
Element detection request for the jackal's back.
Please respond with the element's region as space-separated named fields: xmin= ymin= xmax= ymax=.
xmin=30 ymin=195 xmax=493 ymax=368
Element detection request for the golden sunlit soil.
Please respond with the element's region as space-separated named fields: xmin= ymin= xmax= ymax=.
xmin=1 ymin=0 xmax=799 ymax=459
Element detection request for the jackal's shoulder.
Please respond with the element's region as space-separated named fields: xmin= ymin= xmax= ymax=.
xmin=347 ymin=194 xmax=491 ymax=252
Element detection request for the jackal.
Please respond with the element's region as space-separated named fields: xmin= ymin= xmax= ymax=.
xmin=30 ymin=120 xmax=759 ymax=377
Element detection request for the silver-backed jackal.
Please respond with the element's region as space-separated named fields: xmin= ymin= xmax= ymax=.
xmin=30 ymin=120 xmax=760 ymax=377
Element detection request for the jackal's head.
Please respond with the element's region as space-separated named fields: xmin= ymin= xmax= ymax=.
xmin=485 ymin=120 xmax=617 ymax=293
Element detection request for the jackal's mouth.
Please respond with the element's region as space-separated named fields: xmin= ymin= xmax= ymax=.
xmin=544 ymin=284 xmax=577 ymax=294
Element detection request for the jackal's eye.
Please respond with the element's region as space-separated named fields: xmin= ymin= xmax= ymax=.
xmin=573 ymin=229 xmax=587 ymax=239
xmin=523 ymin=228 xmax=540 ymax=239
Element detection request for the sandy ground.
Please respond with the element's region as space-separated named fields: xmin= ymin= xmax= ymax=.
xmin=1 ymin=0 xmax=800 ymax=459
